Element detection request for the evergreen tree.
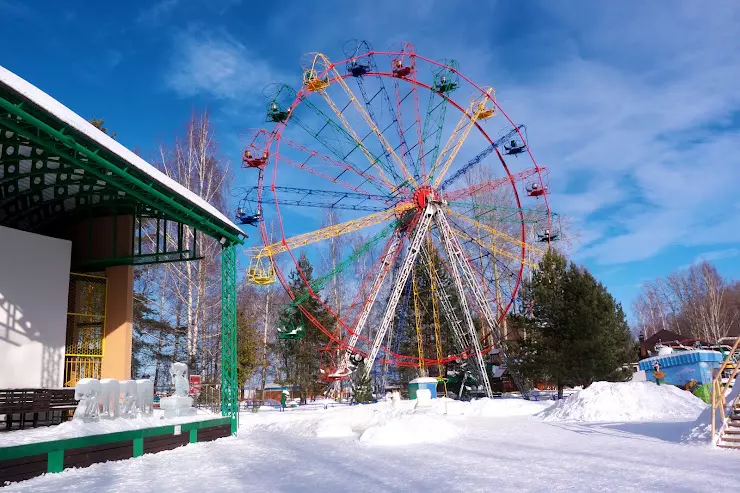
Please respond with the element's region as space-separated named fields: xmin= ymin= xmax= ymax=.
xmin=88 ymin=117 xmax=117 ymax=138
xmin=236 ymin=308 xmax=259 ymax=400
xmin=276 ymin=252 xmax=334 ymax=403
xmin=512 ymin=249 xmax=634 ymax=398
xmin=352 ymin=361 xmax=373 ymax=403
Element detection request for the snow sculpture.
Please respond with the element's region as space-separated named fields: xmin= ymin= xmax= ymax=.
xmin=415 ymin=388 xmax=433 ymax=409
xmin=119 ymin=380 xmax=138 ymax=418
xmin=391 ymin=390 xmax=401 ymax=408
xmin=99 ymin=378 xmax=120 ymax=418
xmin=136 ymin=379 xmax=154 ymax=415
xmin=74 ymin=378 xmax=102 ymax=421
xmin=159 ymin=362 xmax=195 ymax=418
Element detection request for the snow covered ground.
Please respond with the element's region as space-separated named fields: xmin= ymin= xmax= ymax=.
xmin=4 ymin=385 xmax=740 ymax=492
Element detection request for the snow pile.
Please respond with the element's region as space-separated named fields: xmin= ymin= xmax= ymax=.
xmin=682 ymin=380 xmax=739 ymax=443
xmin=537 ymin=381 xmax=707 ymax=422
xmin=359 ymin=411 xmax=458 ymax=445
xmin=249 ymin=396 xmax=553 ymax=445
xmin=463 ymin=397 xmax=553 ymax=417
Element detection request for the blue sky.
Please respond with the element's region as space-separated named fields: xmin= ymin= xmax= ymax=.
xmin=2 ymin=0 xmax=740 ymax=317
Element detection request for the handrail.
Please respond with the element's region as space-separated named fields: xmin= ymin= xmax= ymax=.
xmin=711 ymin=336 xmax=740 ymax=443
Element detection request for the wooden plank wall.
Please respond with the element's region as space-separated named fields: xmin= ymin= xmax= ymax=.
xmin=0 ymin=419 xmax=233 ymax=488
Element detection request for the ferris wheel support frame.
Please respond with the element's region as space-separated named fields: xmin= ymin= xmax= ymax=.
xmin=435 ymin=213 xmax=493 ymax=397
xmin=361 ymin=203 xmax=438 ymax=377
xmin=333 ymin=233 xmax=404 ymax=377
xmin=437 ymin=212 xmax=528 ymax=397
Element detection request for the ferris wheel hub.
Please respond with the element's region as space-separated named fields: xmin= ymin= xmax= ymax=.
xmin=412 ymin=185 xmax=439 ymax=209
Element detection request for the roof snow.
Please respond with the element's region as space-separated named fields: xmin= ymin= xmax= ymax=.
xmin=0 ymin=64 xmax=241 ymax=235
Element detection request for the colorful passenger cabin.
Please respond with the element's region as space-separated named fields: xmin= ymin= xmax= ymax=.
xmin=303 ymin=69 xmax=329 ymax=92
xmin=537 ymin=228 xmax=559 ymax=242
xmin=392 ymin=58 xmax=413 ymax=78
xmin=266 ymin=101 xmax=290 ymax=123
xmin=526 ymin=183 xmax=547 ymax=197
xmin=504 ymin=139 xmax=527 ymax=155
xmin=236 ymin=207 xmax=261 ymax=226
xmin=277 ymin=322 xmax=306 ymax=340
xmin=432 ymin=60 xmax=459 ymax=94
xmin=242 ymin=148 xmax=268 ymax=169
xmin=246 ymin=254 xmax=276 ymax=285
xmin=0 ymin=65 xmax=244 ymax=429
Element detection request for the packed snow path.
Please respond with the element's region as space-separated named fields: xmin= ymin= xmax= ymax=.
xmin=5 ymin=398 xmax=740 ymax=492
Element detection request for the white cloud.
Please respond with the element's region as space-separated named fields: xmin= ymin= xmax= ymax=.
xmin=694 ymin=248 xmax=740 ymax=264
xmin=492 ymin=4 xmax=740 ymax=265
xmin=136 ymin=0 xmax=179 ymax=26
xmin=166 ymin=28 xmax=283 ymax=103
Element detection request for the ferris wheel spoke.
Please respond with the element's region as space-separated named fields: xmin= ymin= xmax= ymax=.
xmin=289 ymin=95 xmax=399 ymax=194
xmin=279 ymin=138 xmax=391 ymax=196
xmin=351 ymin=54 xmax=418 ymax=184
xmin=438 ymin=125 xmax=526 ymax=192
xmin=254 ymin=205 xmax=411 ymax=261
xmin=264 ymin=187 xmax=392 ymax=212
xmin=447 ymin=209 xmax=543 ymax=259
xmin=392 ymin=77 xmax=422 ymax=179
xmin=429 ymin=89 xmax=496 ymax=188
xmin=442 ymin=166 xmax=544 ymax=202
xmin=311 ymin=86 xmax=401 ymax=190
xmin=309 ymin=53 xmax=418 ymax=188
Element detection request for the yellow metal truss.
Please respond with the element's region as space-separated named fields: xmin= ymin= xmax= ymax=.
xmin=307 ymin=52 xmax=418 ymax=188
xmin=412 ymin=266 xmax=425 ymax=375
xmin=448 ymin=223 xmax=539 ymax=268
xmin=448 ymin=209 xmax=545 ymax=258
xmin=249 ymin=203 xmax=413 ymax=261
xmin=430 ymin=87 xmax=497 ymax=187
xmin=426 ymin=237 xmax=444 ymax=377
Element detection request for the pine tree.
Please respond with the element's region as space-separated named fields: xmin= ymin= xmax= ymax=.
xmin=352 ymin=361 xmax=373 ymax=403
xmin=512 ymin=249 xmax=634 ymax=398
xmin=88 ymin=117 xmax=117 ymax=139
xmin=236 ymin=308 xmax=259 ymax=400
xmin=276 ymin=252 xmax=334 ymax=403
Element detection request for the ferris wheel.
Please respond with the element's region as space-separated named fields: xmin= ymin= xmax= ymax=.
xmin=238 ymin=41 xmax=554 ymax=398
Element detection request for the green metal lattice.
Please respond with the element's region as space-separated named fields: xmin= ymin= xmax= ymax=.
xmin=0 ymin=85 xmax=242 ymax=247
xmin=220 ymin=243 xmax=239 ymax=433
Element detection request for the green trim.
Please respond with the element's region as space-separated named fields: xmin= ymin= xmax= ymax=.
xmin=0 ymin=417 xmax=231 ymax=462
xmin=0 ymin=86 xmax=244 ymax=246
xmin=132 ymin=437 xmax=143 ymax=458
xmin=189 ymin=429 xmax=197 ymax=444
xmin=47 ymin=450 xmax=64 ymax=473
xmin=221 ymin=244 xmax=239 ymax=431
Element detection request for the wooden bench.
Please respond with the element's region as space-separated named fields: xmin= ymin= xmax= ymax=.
xmin=0 ymin=389 xmax=78 ymax=431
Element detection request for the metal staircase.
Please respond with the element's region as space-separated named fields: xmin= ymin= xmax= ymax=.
xmin=717 ymin=396 xmax=740 ymax=450
xmin=712 ymin=337 xmax=740 ymax=449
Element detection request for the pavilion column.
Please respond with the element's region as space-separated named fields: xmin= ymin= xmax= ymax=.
xmin=100 ymin=264 xmax=134 ymax=381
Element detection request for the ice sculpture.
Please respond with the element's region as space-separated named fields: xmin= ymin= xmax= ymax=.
xmin=415 ymin=388 xmax=432 ymax=409
xmin=119 ymin=380 xmax=138 ymax=418
xmin=74 ymin=378 xmax=102 ymax=421
xmin=136 ymin=379 xmax=154 ymax=415
xmin=99 ymin=378 xmax=120 ymax=418
xmin=159 ymin=362 xmax=195 ymax=418
xmin=390 ymin=390 xmax=401 ymax=408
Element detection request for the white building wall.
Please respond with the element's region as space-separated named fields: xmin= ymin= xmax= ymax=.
xmin=0 ymin=225 xmax=71 ymax=388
